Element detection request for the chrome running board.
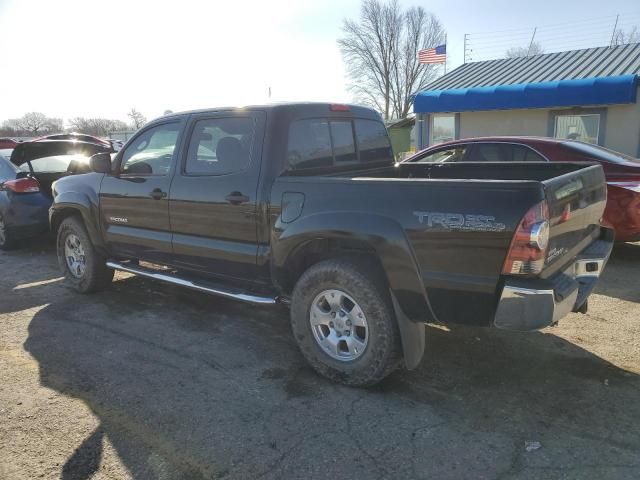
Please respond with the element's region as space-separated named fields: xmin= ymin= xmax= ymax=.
xmin=106 ymin=261 xmax=277 ymax=305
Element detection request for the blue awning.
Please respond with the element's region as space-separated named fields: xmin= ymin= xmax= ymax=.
xmin=414 ymin=75 xmax=638 ymax=114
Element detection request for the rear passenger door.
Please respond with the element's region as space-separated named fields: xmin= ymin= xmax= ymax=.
xmin=168 ymin=111 xmax=266 ymax=282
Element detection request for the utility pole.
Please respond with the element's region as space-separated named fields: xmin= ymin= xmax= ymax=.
xmin=463 ymin=33 xmax=469 ymax=64
xmin=610 ymin=14 xmax=620 ymax=47
xmin=527 ymin=27 xmax=537 ymax=56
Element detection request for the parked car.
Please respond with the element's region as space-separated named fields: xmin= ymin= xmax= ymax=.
xmin=0 ymin=140 xmax=110 ymax=249
xmin=34 ymin=133 xmax=113 ymax=150
xmin=0 ymin=138 xmax=19 ymax=149
xmin=404 ymin=137 xmax=640 ymax=242
xmin=49 ymin=103 xmax=612 ymax=386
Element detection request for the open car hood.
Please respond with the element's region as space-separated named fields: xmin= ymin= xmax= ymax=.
xmin=9 ymin=139 xmax=110 ymax=167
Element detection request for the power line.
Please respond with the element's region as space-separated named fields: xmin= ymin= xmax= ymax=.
xmin=463 ymin=11 xmax=640 ymax=63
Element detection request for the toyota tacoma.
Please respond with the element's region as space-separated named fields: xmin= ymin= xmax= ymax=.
xmin=49 ymin=103 xmax=613 ymax=386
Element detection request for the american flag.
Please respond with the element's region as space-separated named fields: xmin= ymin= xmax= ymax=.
xmin=418 ymin=44 xmax=446 ymax=64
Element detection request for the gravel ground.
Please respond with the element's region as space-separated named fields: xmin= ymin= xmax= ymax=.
xmin=1 ymin=241 xmax=639 ymax=480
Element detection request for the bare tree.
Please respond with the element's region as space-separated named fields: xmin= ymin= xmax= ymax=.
xmin=338 ymin=0 xmax=445 ymax=120
xmin=505 ymin=42 xmax=544 ymax=58
xmin=127 ymin=109 xmax=147 ymax=130
xmin=69 ymin=117 xmax=129 ymax=136
xmin=613 ymin=26 xmax=640 ymax=45
xmin=2 ymin=112 xmax=62 ymax=136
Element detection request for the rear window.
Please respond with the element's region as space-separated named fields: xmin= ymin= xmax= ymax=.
xmin=330 ymin=121 xmax=357 ymax=163
xmin=18 ymin=154 xmax=90 ymax=173
xmin=0 ymin=155 xmax=17 ymax=181
xmin=287 ymin=118 xmax=391 ymax=170
xmin=355 ymin=119 xmax=392 ymax=163
xmin=565 ymin=141 xmax=640 ymax=165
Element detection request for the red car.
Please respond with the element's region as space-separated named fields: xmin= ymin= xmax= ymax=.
xmin=0 ymin=138 xmax=19 ymax=149
xmin=405 ymin=137 xmax=640 ymax=242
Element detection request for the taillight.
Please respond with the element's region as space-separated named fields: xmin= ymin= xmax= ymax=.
xmin=3 ymin=178 xmax=40 ymax=193
xmin=329 ymin=104 xmax=350 ymax=112
xmin=502 ymin=201 xmax=550 ymax=276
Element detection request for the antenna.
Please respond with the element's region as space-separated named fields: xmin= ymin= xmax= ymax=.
xmin=610 ymin=14 xmax=620 ymax=47
xmin=527 ymin=27 xmax=537 ymax=56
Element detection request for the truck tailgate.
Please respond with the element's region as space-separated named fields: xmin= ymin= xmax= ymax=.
xmin=541 ymin=164 xmax=607 ymax=277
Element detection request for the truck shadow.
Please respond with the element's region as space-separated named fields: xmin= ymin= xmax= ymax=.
xmin=594 ymin=242 xmax=640 ymax=303
xmin=20 ymin=273 xmax=640 ymax=479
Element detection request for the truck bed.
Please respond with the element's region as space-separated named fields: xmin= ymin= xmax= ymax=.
xmin=276 ymin=161 xmax=607 ymax=326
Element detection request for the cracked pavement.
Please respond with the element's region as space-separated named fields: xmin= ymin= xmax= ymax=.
xmin=1 ymin=241 xmax=639 ymax=479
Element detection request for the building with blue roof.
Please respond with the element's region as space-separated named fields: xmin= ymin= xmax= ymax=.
xmin=413 ymin=43 xmax=640 ymax=156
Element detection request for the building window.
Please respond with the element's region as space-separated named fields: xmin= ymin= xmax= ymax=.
xmin=554 ymin=114 xmax=600 ymax=144
xmin=430 ymin=114 xmax=456 ymax=145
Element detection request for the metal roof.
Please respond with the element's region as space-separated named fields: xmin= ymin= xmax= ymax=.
xmin=425 ymin=43 xmax=640 ymax=91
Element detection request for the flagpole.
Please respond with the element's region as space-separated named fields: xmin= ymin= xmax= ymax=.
xmin=444 ymin=34 xmax=447 ymax=75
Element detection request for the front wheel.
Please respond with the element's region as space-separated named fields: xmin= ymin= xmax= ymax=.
xmin=290 ymin=258 xmax=402 ymax=387
xmin=57 ymin=216 xmax=114 ymax=293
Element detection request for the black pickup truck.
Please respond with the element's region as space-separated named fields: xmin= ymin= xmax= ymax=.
xmin=50 ymin=103 xmax=613 ymax=386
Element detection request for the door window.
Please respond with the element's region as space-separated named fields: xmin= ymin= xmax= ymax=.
xmin=414 ymin=146 xmax=467 ymax=163
xmin=185 ymin=117 xmax=255 ymax=175
xmin=120 ymin=122 xmax=181 ymax=175
xmin=467 ymin=144 xmax=511 ymax=162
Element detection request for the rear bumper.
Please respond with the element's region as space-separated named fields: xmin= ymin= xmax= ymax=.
xmin=4 ymin=194 xmax=51 ymax=239
xmin=494 ymin=229 xmax=614 ymax=331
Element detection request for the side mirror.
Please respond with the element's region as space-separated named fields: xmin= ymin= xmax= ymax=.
xmin=89 ymin=152 xmax=112 ymax=174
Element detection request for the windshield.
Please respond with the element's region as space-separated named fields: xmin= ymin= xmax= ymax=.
xmin=19 ymin=154 xmax=90 ymax=173
xmin=565 ymin=141 xmax=640 ymax=165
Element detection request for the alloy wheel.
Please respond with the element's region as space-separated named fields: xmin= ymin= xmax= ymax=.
xmin=309 ymin=289 xmax=369 ymax=361
xmin=64 ymin=233 xmax=87 ymax=278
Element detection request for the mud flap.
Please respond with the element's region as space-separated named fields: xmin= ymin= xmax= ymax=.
xmin=390 ymin=292 xmax=425 ymax=370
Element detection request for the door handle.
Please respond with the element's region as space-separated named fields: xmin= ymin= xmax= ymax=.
xmin=149 ymin=188 xmax=167 ymax=200
xmin=225 ymin=192 xmax=250 ymax=205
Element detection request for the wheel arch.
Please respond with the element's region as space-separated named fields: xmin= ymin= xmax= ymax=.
xmin=50 ymin=192 xmax=104 ymax=250
xmin=273 ymin=212 xmax=433 ymax=369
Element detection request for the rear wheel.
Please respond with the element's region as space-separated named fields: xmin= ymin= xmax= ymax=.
xmin=290 ymin=258 xmax=402 ymax=387
xmin=0 ymin=214 xmax=14 ymax=250
xmin=57 ymin=216 xmax=113 ymax=293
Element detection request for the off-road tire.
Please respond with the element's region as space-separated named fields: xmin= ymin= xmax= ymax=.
xmin=290 ymin=258 xmax=402 ymax=387
xmin=57 ymin=216 xmax=114 ymax=293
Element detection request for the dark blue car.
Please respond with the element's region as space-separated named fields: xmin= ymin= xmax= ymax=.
xmin=0 ymin=140 xmax=109 ymax=249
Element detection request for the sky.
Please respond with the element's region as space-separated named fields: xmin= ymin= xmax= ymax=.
xmin=0 ymin=0 xmax=639 ymax=124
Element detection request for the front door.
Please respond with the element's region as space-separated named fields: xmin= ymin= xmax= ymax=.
xmin=100 ymin=120 xmax=184 ymax=263
xmin=168 ymin=111 xmax=266 ymax=283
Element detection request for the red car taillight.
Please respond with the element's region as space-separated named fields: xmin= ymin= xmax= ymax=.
xmin=502 ymin=200 xmax=550 ymax=276
xmin=3 ymin=178 xmax=40 ymax=193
